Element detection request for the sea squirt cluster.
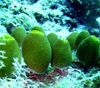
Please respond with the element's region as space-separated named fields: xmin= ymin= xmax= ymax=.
xmin=0 ymin=26 xmax=100 ymax=82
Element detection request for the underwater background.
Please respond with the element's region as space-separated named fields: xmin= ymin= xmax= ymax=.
xmin=0 ymin=0 xmax=100 ymax=88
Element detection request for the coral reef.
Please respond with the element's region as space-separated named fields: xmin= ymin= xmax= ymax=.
xmin=67 ymin=0 xmax=100 ymax=36
xmin=0 ymin=0 xmax=100 ymax=88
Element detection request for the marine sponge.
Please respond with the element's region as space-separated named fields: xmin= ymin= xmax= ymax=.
xmin=66 ymin=31 xmax=79 ymax=50
xmin=11 ymin=27 xmax=27 ymax=46
xmin=0 ymin=34 xmax=21 ymax=77
xmin=47 ymin=32 xmax=58 ymax=49
xmin=52 ymin=39 xmax=72 ymax=68
xmin=75 ymin=30 xmax=90 ymax=49
xmin=22 ymin=30 xmax=51 ymax=73
xmin=76 ymin=35 xmax=100 ymax=66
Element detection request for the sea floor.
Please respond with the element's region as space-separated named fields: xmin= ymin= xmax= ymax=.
xmin=0 ymin=57 xmax=100 ymax=88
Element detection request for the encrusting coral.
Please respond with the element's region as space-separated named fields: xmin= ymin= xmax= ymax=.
xmin=0 ymin=34 xmax=21 ymax=77
xmin=52 ymin=39 xmax=72 ymax=68
xmin=22 ymin=30 xmax=51 ymax=73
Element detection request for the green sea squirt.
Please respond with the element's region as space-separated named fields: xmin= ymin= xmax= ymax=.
xmin=66 ymin=31 xmax=79 ymax=50
xmin=76 ymin=35 xmax=100 ymax=66
xmin=22 ymin=30 xmax=51 ymax=73
xmin=0 ymin=34 xmax=21 ymax=77
xmin=52 ymin=39 xmax=72 ymax=68
xmin=47 ymin=32 xmax=58 ymax=49
xmin=11 ymin=27 xmax=27 ymax=46
xmin=75 ymin=30 xmax=90 ymax=49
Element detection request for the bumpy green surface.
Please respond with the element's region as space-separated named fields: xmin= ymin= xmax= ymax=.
xmin=76 ymin=35 xmax=100 ymax=66
xmin=31 ymin=26 xmax=45 ymax=34
xmin=66 ymin=31 xmax=79 ymax=50
xmin=47 ymin=32 xmax=58 ymax=49
xmin=75 ymin=30 xmax=90 ymax=49
xmin=22 ymin=30 xmax=51 ymax=73
xmin=0 ymin=34 xmax=21 ymax=77
xmin=11 ymin=27 xmax=27 ymax=46
xmin=52 ymin=39 xmax=72 ymax=68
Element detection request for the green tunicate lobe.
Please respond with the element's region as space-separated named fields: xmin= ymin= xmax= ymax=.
xmin=76 ymin=35 xmax=100 ymax=66
xmin=75 ymin=30 xmax=90 ymax=49
xmin=31 ymin=26 xmax=45 ymax=34
xmin=47 ymin=32 xmax=58 ymax=49
xmin=52 ymin=39 xmax=72 ymax=68
xmin=11 ymin=27 xmax=27 ymax=46
xmin=0 ymin=34 xmax=21 ymax=77
xmin=22 ymin=30 xmax=51 ymax=73
xmin=67 ymin=31 xmax=79 ymax=50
